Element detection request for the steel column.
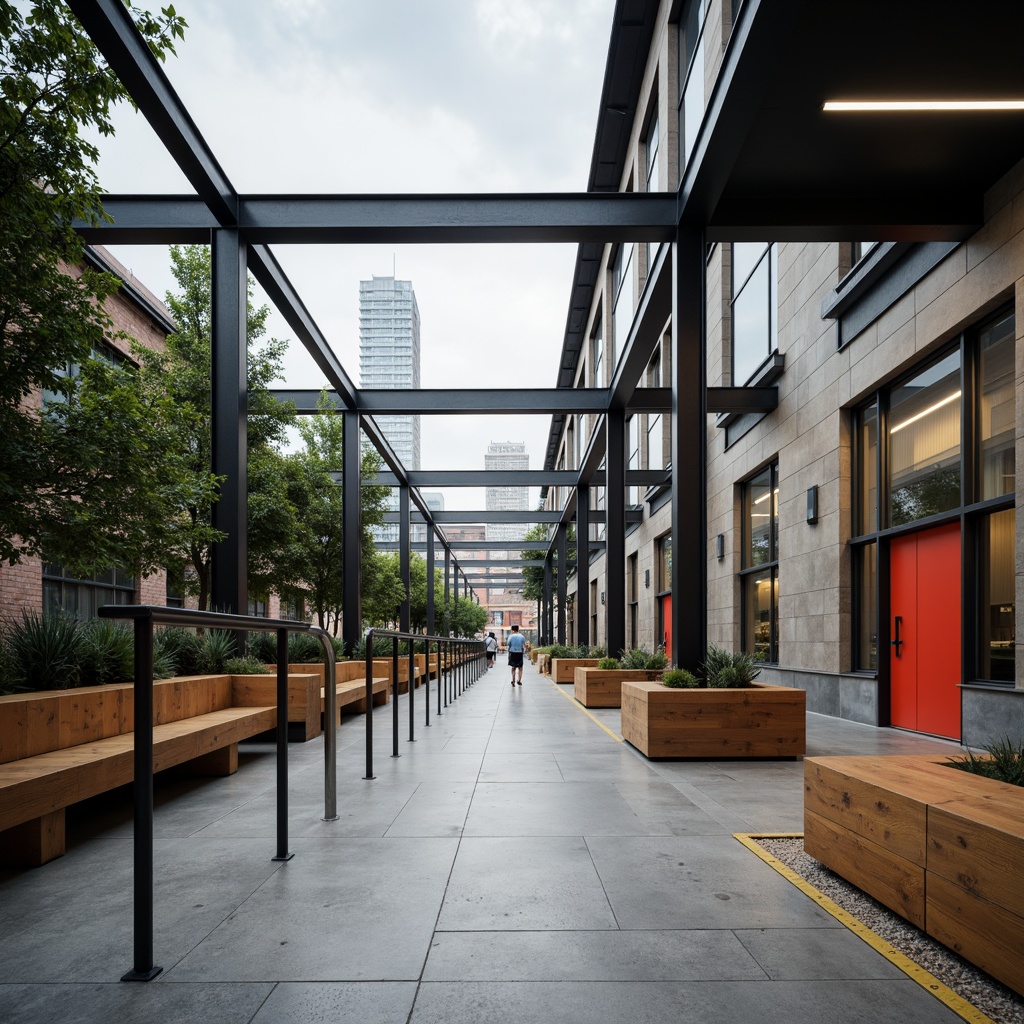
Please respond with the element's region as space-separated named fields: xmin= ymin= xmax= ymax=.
xmin=426 ymin=529 xmax=436 ymax=636
xmin=576 ymin=484 xmax=590 ymax=645
xmin=670 ymin=224 xmax=708 ymax=670
xmin=542 ymin=556 xmax=553 ymax=645
xmin=556 ymin=523 xmax=567 ymax=644
xmin=210 ymin=228 xmax=248 ymax=616
xmin=399 ymin=486 xmax=411 ymax=633
xmin=605 ymin=408 xmax=627 ymax=658
xmin=342 ymin=411 xmax=362 ymax=657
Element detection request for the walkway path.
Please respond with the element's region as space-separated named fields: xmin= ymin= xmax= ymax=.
xmin=0 ymin=655 xmax=965 ymax=1023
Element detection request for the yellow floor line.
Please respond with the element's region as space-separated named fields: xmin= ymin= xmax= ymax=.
xmin=734 ymin=833 xmax=997 ymax=1024
xmin=549 ymin=680 xmax=624 ymax=743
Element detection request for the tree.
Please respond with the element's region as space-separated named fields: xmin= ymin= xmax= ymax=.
xmin=0 ymin=1 xmax=186 ymax=566
xmin=441 ymin=596 xmax=487 ymax=638
xmin=361 ymin=551 xmax=406 ymax=630
xmin=285 ymin=393 xmax=391 ymax=632
xmin=148 ymin=245 xmax=296 ymax=609
xmin=519 ymin=523 xmax=550 ymax=601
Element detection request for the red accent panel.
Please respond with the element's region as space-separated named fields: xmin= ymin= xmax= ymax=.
xmin=915 ymin=523 xmax=961 ymax=739
xmin=890 ymin=533 xmax=919 ymax=730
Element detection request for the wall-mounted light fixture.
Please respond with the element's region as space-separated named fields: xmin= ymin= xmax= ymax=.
xmin=806 ymin=485 xmax=818 ymax=525
xmin=716 ymin=533 xmax=725 ymax=560
xmin=600 ymin=591 xmax=606 ymax=605
xmin=644 ymin=569 xmax=650 ymax=589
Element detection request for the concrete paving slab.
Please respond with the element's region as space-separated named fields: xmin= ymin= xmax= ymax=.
xmin=422 ymin=928 xmax=768 ymax=982
xmin=249 ymin=981 xmax=417 ymax=1023
xmin=735 ymin=927 xmax=909 ymax=980
xmin=438 ymin=836 xmax=617 ymax=931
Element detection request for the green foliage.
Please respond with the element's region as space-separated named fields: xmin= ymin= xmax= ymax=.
xmin=597 ymin=656 xmax=620 ymax=669
xmin=945 ymin=738 xmax=1024 ymax=788
xmin=619 ymin=648 xmax=668 ymax=670
xmin=153 ymin=627 xmax=204 ymax=677
xmin=1 ymin=612 xmax=84 ymax=690
xmin=0 ymin=1 xmax=186 ymax=568
xmin=78 ymin=618 xmax=134 ymax=685
xmin=662 ymin=669 xmax=699 ymax=688
xmin=199 ymin=630 xmax=235 ymax=674
xmin=0 ymin=642 xmax=17 ymax=695
xmin=548 ymin=644 xmax=573 ymax=659
xmin=147 ymin=245 xmax=296 ymax=609
xmin=223 ymin=657 xmax=270 ymax=676
xmin=701 ymin=644 xmax=760 ymax=688
xmin=246 ymin=631 xmax=276 ymax=664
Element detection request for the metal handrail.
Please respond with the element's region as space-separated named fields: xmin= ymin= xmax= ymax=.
xmin=97 ymin=604 xmax=337 ymax=983
xmin=362 ymin=628 xmax=486 ymax=780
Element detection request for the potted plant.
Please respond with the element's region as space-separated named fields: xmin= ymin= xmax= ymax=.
xmin=573 ymin=647 xmax=667 ymax=707
xmin=620 ymin=644 xmax=805 ymax=758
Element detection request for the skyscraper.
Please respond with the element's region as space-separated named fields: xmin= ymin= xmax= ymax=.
xmin=485 ymin=440 xmax=529 ymax=544
xmin=360 ymin=276 xmax=421 ymax=542
xmin=359 ymin=276 xmax=421 ymax=467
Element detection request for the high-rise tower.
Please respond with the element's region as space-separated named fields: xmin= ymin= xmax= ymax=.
xmin=360 ymin=276 xmax=421 ymax=542
xmin=485 ymin=440 xmax=529 ymax=544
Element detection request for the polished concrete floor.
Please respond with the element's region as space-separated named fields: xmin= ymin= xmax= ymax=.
xmin=0 ymin=656 xmax=966 ymax=1023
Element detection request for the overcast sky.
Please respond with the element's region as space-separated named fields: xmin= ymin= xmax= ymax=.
xmin=93 ymin=0 xmax=617 ymax=510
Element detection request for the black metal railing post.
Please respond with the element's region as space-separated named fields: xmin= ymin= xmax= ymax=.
xmin=391 ymin=636 xmax=400 ymax=757
xmin=408 ymin=641 xmax=416 ymax=742
xmin=272 ymin=628 xmax=292 ymax=862
xmin=122 ymin=612 xmax=160 ymax=982
xmin=364 ymin=629 xmax=375 ymax=780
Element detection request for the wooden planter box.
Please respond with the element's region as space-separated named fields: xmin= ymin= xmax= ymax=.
xmin=804 ymin=754 xmax=1024 ymax=996
xmin=549 ymin=658 xmax=600 ymax=683
xmin=620 ymin=680 xmax=805 ymax=758
xmin=574 ymin=668 xmax=663 ymax=708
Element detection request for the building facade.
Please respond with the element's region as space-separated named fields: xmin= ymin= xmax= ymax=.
xmin=485 ymin=441 xmax=530 ymax=544
xmin=546 ymin=0 xmax=1024 ymax=748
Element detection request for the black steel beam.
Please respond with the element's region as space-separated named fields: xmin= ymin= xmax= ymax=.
xmin=604 ymin=409 xmax=626 ymax=658
xmin=67 ymin=2 xmax=239 ymax=226
xmin=670 ymin=225 xmax=708 ymax=670
xmin=381 ymin=509 xmax=640 ymax=525
xmin=342 ymin=411 xmax=362 ymax=657
xmin=706 ymin=386 xmax=778 ymax=415
xmin=80 ymin=192 xmax=678 ymax=243
xmin=557 ymin=524 xmax=567 ymax=645
xmin=575 ymin=484 xmax=590 ymax=646
xmin=75 ymin=195 xmax=219 ymax=243
xmin=370 ymin=470 xmax=580 ymax=488
xmin=249 ymin=246 xmax=358 ymax=411
xmin=371 ymin=540 xmax=604 ymax=553
xmin=209 ymin=230 xmax=247 ymax=617
xmin=357 ymin=389 xmax=609 ymax=415
xmin=627 ymin=387 xmax=672 ymax=413
xmin=608 ymin=241 xmax=672 ymax=411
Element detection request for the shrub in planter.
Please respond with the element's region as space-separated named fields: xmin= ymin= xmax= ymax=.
xmin=200 ymin=629 xmax=235 ymax=674
xmin=79 ymin=618 xmax=134 ymax=685
xmin=662 ymin=668 xmax=699 ymax=688
xmin=619 ymin=647 xmax=668 ymax=671
xmin=548 ymin=644 xmax=574 ymax=659
xmin=154 ymin=626 xmax=205 ymax=676
xmin=701 ymin=644 xmax=760 ymax=688
xmin=224 ymin=656 xmax=271 ymax=675
xmin=2 ymin=611 xmax=84 ymax=690
xmin=597 ymin=656 xmax=620 ymax=669
xmin=945 ymin=737 xmax=1024 ymax=787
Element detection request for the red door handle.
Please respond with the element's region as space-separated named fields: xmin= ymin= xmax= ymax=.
xmin=891 ymin=615 xmax=904 ymax=657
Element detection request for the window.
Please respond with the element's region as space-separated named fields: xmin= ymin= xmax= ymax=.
xmin=677 ymin=0 xmax=707 ymax=177
xmin=644 ymin=112 xmax=660 ymax=272
xmin=627 ymin=415 xmax=640 ymax=506
xmin=741 ymin=461 xmax=779 ymax=662
xmin=646 ymin=348 xmax=664 ymax=472
xmin=592 ymin=317 xmax=604 ymax=387
xmin=731 ymin=242 xmax=778 ymax=385
xmin=852 ymin=306 xmax=1016 ymax=682
xmin=43 ymin=563 xmax=135 ymax=621
xmin=628 ymin=553 xmax=639 ymax=650
xmin=590 ymin=579 xmax=599 ymax=646
xmin=612 ymin=243 xmax=635 ymax=365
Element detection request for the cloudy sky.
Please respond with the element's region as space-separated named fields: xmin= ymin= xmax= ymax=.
xmin=94 ymin=0 xmax=618 ymax=509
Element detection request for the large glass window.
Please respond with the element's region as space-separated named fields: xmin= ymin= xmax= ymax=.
xmin=979 ymin=508 xmax=1015 ymax=682
xmin=646 ymin=348 xmax=663 ymax=471
xmin=627 ymin=415 xmax=640 ymax=506
xmin=741 ymin=461 xmax=779 ymax=661
xmin=43 ymin=563 xmax=135 ymax=621
xmin=889 ymin=351 xmax=961 ymax=527
xmin=731 ymin=242 xmax=778 ymax=386
xmin=854 ymin=544 xmax=877 ymax=671
xmin=628 ymin=553 xmax=639 ymax=650
xmin=978 ymin=311 xmax=1015 ymax=500
xmin=612 ymin=243 xmax=635 ymax=364
xmin=645 ymin=113 xmax=660 ymax=272
xmin=677 ymin=0 xmax=707 ymax=176
xmin=856 ymin=401 xmax=878 ymax=535
xmin=592 ymin=318 xmax=604 ymax=387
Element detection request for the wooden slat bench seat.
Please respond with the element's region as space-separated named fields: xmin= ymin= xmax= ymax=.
xmin=0 ymin=676 xmax=277 ymax=868
xmin=804 ymin=754 xmax=1024 ymax=995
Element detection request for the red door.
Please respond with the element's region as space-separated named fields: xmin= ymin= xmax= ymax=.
xmin=889 ymin=523 xmax=961 ymax=739
xmin=660 ymin=594 xmax=672 ymax=661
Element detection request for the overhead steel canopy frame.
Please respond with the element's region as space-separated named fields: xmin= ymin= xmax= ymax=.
xmin=65 ymin=0 xmax=1024 ymax=667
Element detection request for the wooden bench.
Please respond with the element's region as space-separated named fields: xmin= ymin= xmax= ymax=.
xmin=0 ymin=675 xmax=276 ymax=867
xmin=804 ymin=754 xmax=1024 ymax=995
xmin=373 ymin=657 xmax=426 ymax=695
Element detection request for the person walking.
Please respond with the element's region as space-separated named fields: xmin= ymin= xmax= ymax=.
xmin=506 ymin=624 xmax=526 ymax=686
xmin=485 ymin=631 xmax=498 ymax=668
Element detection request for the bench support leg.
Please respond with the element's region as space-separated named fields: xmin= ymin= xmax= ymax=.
xmin=0 ymin=809 xmax=66 ymax=867
xmin=186 ymin=743 xmax=238 ymax=776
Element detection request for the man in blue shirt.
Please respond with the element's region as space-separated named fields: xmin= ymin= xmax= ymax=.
xmin=506 ymin=624 xmax=527 ymax=686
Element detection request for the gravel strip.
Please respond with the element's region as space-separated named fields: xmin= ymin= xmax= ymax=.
xmin=756 ymin=837 xmax=1024 ymax=1024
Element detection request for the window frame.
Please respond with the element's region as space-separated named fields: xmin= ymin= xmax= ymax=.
xmin=740 ymin=459 xmax=780 ymax=663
